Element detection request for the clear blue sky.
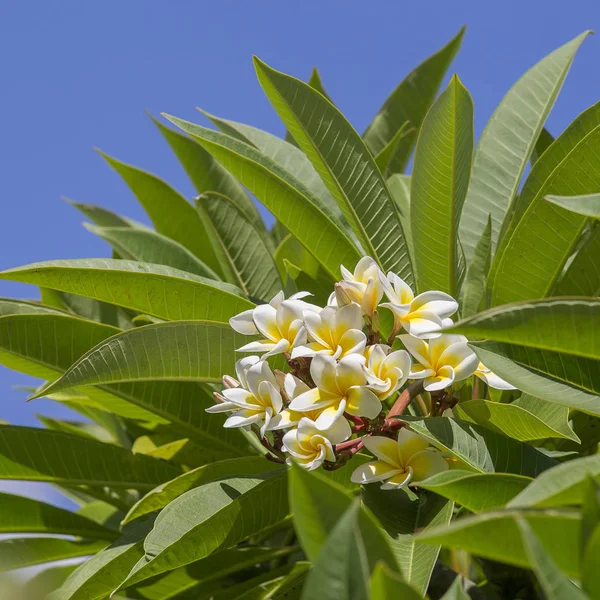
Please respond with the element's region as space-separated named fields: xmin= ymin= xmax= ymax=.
xmin=0 ymin=1 xmax=598 ymax=429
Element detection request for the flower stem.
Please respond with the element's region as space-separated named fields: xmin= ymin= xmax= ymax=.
xmin=383 ymin=381 xmax=425 ymax=430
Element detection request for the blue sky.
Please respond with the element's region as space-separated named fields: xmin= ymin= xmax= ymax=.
xmin=0 ymin=3 xmax=598 ymax=433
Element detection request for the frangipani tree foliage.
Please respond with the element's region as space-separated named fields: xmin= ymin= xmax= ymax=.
xmin=1 ymin=26 xmax=600 ymax=599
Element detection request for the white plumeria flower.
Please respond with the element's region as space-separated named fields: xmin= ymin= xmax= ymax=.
xmin=291 ymin=304 xmax=367 ymax=360
xmin=474 ymin=362 xmax=516 ymax=390
xmin=282 ymin=416 xmax=350 ymax=471
xmin=335 ymin=256 xmax=385 ymax=318
xmin=229 ymin=291 xmax=319 ymax=358
xmin=379 ymin=272 xmax=458 ymax=339
xmin=400 ymin=334 xmax=478 ymax=392
xmin=288 ymin=354 xmax=381 ymax=429
xmin=206 ymin=358 xmax=283 ymax=437
xmin=351 ymin=429 xmax=448 ymax=490
xmin=363 ymin=344 xmax=412 ymax=400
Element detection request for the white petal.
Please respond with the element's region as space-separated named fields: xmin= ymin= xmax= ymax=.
xmin=345 ymin=386 xmax=382 ymax=419
xmin=399 ymin=334 xmax=431 ymax=368
xmin=309 ymin=354 xmax=339 ymax=393
xmin=476 ymin=370 xmax=517 ymax=390
xmin=229 ymin=309 xmax=258 ymax=335
xmin=402 ymin=310 xmax=443 ymax=339
xmin=252 ymin=304 xmax=280 ymax=341
xmin=262 ymin=338 xmax=291 ymax=358
xmin=284 ymin=373 xmax=310 ymax=400
xmin=246 ymin=360 xmax=278 ymax=396
xmin=438 ymin=342 xmax=479 ymax=381
xmin=362 ymin=436 xmax=401 ymax=465
xmin=222 ymin=387 xmax=257 ymax=408
xmin=411 ymin=291 xmax=458 ymax=319
xmin=424 ymin=366 xmax=455 ymax=391
xmin=224 ymin=411 xmax=263 ymax=429
xmin=288 ymin=387 xmax=332 ymax=412
xmin=314 ymin=402 xmax=346 ymax=430
xmin=234 ymin=355 xmax=260 ymax=386
xmin=205 ymin=401 xmax=238 ymax=414
xmin=237 ymin=340 xmax=276 ymax=354
xmin=351 ymin=460 xmax=404 ymax=484
xmin=322 ymin=415 xmax=352 ymax=443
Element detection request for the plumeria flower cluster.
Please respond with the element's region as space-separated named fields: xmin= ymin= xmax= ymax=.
xmin=208 ymin=257 xmax=515 ymax=491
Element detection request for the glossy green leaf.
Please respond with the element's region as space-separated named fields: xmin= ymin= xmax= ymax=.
xmin=126 ymin=546 xmax=299 ymax=600
xmin=200 ymin=110 xmax=348 ymax=232
xmin=459 ymin=32 xmax=589 ymax=263
xmin=582 ymin=526 xmax=600 ymax=598
xmin=418 ymin=470 xmax=532 ymax=513
xmin=0 ymin=537 xmax=107 ymax=571
xmin=404 ymin=417 xmax=556 ymax=476
xmin=459 ymin=216 xmax=491 ymax=318
xmin=369 ymin=562 xmax=422 ymax=600
xmin=151 ymin=114 xmax=264 ymax=231
xmin=362 ymin=27 xmax=464 ymax=174
xmin=49 ymin=518 xmax=153 ymax=600
xmin=0 ymin=492 xmax=118 ymax=539
xmin=440 ymin=576 xmax=470 ymax=600
xmin=21 ymin=564 xmax=79 ymax=600
xmin=300 ymin=501 xmax=369 ymax=600
xmin=512 ymin=394 xmax=579 ymax=442
xmin=0 ymin=425 xmax=179 ymax=488
xmin=454 ymin=399 xmax=579 ymax=442
xmin=386 ymin=174 xmax=413 ymax=262
xmin=419 ymin=508 xmax=581 ymax=577
xmin=411 ymin=75 xmax=473 ymax=295
xmin=34 ymin=321 xmax=244 ymax=401
xmin=509 ymin=454 xmax=600 ymax=508
xmin=99 ymin=150 xmax=224 ymax=275
xmin=490 ymin=122 xmax=600 ymax=305
xmin=0 ymin=297 xmax=66 ymax=317
xmin=362 ymin=485 xmax=452 ymax=595
xmin=84 ymin=224 xmax=219 ymax=279
xmin=254 ymin=57 xmax=413 ymax=284
xmin=66 ymin=198 xmax=145 ymax=229
xmin=164 ymin=114 xmax=361 ymax=280
xmin=546 ymin=192 xmax=600 ymax=219
xmin=0 ymin=259 xmax=253 ymax=322
xmin=472 ymin=342 xmax=600 ymax=416
xmin=123 ymin=456 xmax=280 ymax=525
xmin=530 ymin=127 xmax=555 ymax=165
xmin=516 ymin=516 xmax=587 ymax=598
xmin=118 ymin=470 xmax=289 ymax=588
xmin=449 ymin=298 xmax=600 ymax=401
xmin=374 ymin=121 xmax=414 ymax=177
xmin=553 ymin=221 xmax=600 ymax=296
xmin=199 ymin=191 xmax=282 ymax=300
xmin=288 ymin=462 xmax=398 ymax=574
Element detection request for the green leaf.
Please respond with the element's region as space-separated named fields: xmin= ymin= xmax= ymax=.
xmin=283 ymin=259 xmax=334 ymax=306
xmin=151 ymin=114 xmax=264 ymax=232
xmin=553 ymin=221 xmax=600 ymax=296
xmin=253 ymin=57 xmax=414 ymax=284
xmin=54 ymin=292 xmax=133 ymax=329
xmin=84 ymin=224 xmax=219 ymax=279
xmin=21 ymin=564 xmax=78 ymax=600
xmin=404 ymin=417 xmax=556 ymax=476
xmin=515 ymin=516 xmax=588 ymax=599
xmin=99 ymin=150 xmax=224 ymax=275
xmin=386 ymin=174 xmax=413 ymax=263
xmin=512 ymin=394 xmax=579 ymax=442
xmin=49 ymin=518 xmax=153 ymax=600
xmin=459 ymin=216 xmax=491 ymax=318
xmin=454 ymin=399 xmax=579 ymax=442
xmin=448 ymin=298 xmax=600 ymax=401
xmin=373 ymin=121 xmax=414 ymax=177
xmin=583 ymin=526 xmax=600 ymax=598
xmin=123 ymin=456 xmax=280 ymax=525
xmin=0 ymin=537 xmax=108 ymax=571
xmin=126 ymin=546 xmax=299 ymax=600
xmin=369 ymin=562 xmax=422 ymax=600
xmin=530 ymin=127 xmax=555 ymax=165
xmin=459 ymin=32 xmax=590 ymax=264
xmin=0 ymin=297 xmax=66 ymax=317
xmin=0 ymin=492 xmax=118 ymax=539
xmin=200 ymin=110 xmax=348 ymax=232
xmin=0 ymin=425 xmax=180 ymax=488
xmin=440 ymin=576 xmax=470 ymax=600
xmin=163 ymin=114 xmax=361 ymax=281
xmin=582 ymin=477 xmax=600 ymax=556
xmin=288 ymin=462 xmax=398 ymax=573
xmin=300 ymin=501 xmax=369 ymax=600
xmin=419 ymin=508 xmax=582 ymax=577
xmin=362 ymin=27 xmax=465 ymax=174
xmin=198 ymin=191 xmax=282 ymax=300
xmin=489 ymin=121 xmax=600 ymax=305
xmin=411 ymin=75 xmax=474 ymax=295
xmin=66 ymin=198 xmax=145 ymax=229
xmin=508 ymin=454 xmax=600 ymax=508
xmin=546 ymin=192 xmax=600 ymax=219
xmin=0 ymin=259 xmax=253 ymax=323
xmin=471 ymin=342 xmax=600 ymax=417
xmin=418 ymin=470 xmax=532 ymax=513
xmin=362 ymin=485 xmax=453 ymax=595
xmin=33 ymin=321 xmax=245 ymax=399
xmin=118 ymin=470 xmax=289 ymax=588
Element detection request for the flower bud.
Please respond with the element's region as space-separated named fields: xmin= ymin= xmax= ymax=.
xmin=213 ymin=391 xmax=228 ymax=404
xmin=334 ymin=282 xmax=352 ymax=307
xmin=222 ymin=375 xmax=240 ymax=389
